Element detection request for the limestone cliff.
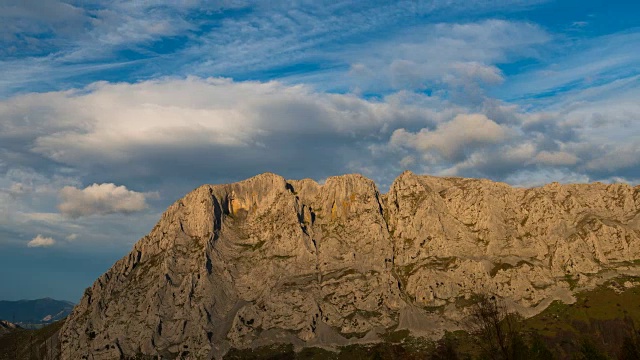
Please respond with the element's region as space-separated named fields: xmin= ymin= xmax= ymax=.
xmin=60 ymin=172 xmax=640 ymax=359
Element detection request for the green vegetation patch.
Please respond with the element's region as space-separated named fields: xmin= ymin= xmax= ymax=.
xmin=379 ymin=329 xmax=410 ymax=343
xmin=563 ymin=273 xmax=579 ymax=290
xmin=224 ymin=344 xmax=296 ymax=360
xmin=522 ymin=275 xmax=640 ymax=358
xmin=236 ymin=240 xmax=267 ymax=252
xmin=224 ymin=331 xmax=436 ymax=360
xmin=490 ymin=262 xmax=515 ymax=277
xmin=490 ymin=260 xmax=535 ymax=277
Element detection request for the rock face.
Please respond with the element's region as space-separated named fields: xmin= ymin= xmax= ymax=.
xmin=60 ymin=172 xmax=640 ymax=359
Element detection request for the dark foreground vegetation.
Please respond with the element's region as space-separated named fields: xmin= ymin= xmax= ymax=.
xmin=0 ymin=320 xmax=62 ymax=359
xmin=2 ymin=276 xmax=640 ymax=359
xmin=225 ymin=276 xmax=640 ymax=360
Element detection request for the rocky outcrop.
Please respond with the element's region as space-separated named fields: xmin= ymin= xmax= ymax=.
xmin=0 ymin=320 xmax=19 ymax=336
xmin=60 ymin=172 xmax=640 ymax=359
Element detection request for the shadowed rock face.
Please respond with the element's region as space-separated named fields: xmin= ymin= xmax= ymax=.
xmin=60 ymin=172 xmax=640 ymax=359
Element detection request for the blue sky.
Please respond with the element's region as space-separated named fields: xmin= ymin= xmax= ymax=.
xmin=0 ymin=0 xmax=638 ymax=302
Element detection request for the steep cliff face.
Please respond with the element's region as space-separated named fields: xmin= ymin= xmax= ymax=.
xmin=60 ymin=172 xmax=640 ymax=359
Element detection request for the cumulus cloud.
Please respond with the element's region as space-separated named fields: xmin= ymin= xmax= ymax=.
xmin=58 ymin=183 xmax=149 ymax=218
xmin=27 ymin=234 xmax=56 ymax=247
xmin=0 ymin=77 xmax=448 ymax=191
xmin=390 ymin=114 xmax=509 ymax=161
xmin=22 ymin=79 xmax=360 ymax=162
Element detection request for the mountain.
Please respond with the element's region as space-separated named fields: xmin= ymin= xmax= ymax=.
xmin=0 ymin=298 xmax=74 ymax=327
xmin=59 ymin=172 xmax=640 ymax=359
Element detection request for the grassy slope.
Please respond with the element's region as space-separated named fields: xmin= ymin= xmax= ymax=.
xmin=522 ymin=276 xmax=640 ymax=359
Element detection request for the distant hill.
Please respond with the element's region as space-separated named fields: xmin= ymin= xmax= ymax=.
xmin=0 ymin=298 xmax=74 ymax=326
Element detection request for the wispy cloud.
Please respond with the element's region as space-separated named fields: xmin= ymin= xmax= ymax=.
xmin=496 ymin=31 xmax=640 ymax=104
xmin=0 ymin=0 xmax=549 ymax=97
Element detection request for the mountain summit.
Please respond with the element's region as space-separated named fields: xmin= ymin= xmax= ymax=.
xmin=59 ymin=172 xmax=640 ymax=359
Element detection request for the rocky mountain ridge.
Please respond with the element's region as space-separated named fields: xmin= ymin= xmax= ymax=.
xmin=59 ymin=172 xmax=640 ymax=359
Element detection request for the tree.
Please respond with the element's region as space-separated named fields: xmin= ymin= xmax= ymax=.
xmin=575 ymin=338 xmax=609 ymax=360
xmin=618 ymin=316 xmax=640 ymax=360
xmin=619 ymin=336 xmax=639 ymax=360
xmin=430 ymin=335 xmax=459 ymax=360
xmin=464 ymin=294 xmax=531 ymax=360
xmin=528 ymin=335 xmax=554 ymax=360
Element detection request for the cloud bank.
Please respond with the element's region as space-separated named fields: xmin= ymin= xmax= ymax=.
xmin=1 ymin=76 xmax=637 ymax=196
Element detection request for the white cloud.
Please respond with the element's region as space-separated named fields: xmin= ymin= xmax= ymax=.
xmin=451 ymin=62 xmax=504 ymax=84
xmin=27 ymin=234 xmax=56 ymax=247
xmin=58 ymin=183 xmax=149 ymax=218
xmin=390 ymin=114 xmax=509 ymax=161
